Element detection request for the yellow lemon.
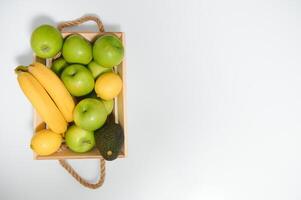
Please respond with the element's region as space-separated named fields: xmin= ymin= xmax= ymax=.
xmin=31 ymin=129 xmax=62 ymax=156
xmin=95 ymin=72 xmax=122 ymax=100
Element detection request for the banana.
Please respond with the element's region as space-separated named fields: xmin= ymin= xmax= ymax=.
xmin=16 ymin=69 xmax=67 ymax=134
xmin=28 ymin=63 xmax=75 ymax=122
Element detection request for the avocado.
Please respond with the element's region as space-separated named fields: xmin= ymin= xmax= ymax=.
xmin=94 ymin=121 xmax=124 ymax=161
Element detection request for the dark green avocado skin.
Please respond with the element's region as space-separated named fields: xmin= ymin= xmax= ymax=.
xmin=94 ymin=121 xmax=124 ymax=161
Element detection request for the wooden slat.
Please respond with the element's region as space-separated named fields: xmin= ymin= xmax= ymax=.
xmin=117 ymin=33 xmax=128 ymax=157
xmin=36 ymin=146 xmax=125 ymax=160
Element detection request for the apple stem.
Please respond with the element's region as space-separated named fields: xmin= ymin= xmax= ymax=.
xmin=15 ymin=65 xmax=28 ymax=74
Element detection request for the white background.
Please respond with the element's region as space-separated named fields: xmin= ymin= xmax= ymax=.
xmin=0 ymin=0 xmax=300 ymax=199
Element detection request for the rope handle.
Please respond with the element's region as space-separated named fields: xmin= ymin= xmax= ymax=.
xmin=59 ymin=158 xmax=106 ymax=189
xmin=57 ymin=15 xmax=105 ymax=32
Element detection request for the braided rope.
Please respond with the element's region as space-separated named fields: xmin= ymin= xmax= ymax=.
xmin=57 ymin=15 xmax=105 ymax=32
xmin=59 ymin=158 xmax=106 ymax=189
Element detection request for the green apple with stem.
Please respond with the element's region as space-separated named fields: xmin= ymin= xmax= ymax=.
xmin=65 ymin=125 xmax=95 ymax=153
xmin=74 ymin=98 xmax=107 ymax=131
xmin=88 ymin=61 xmax=112 ymax=79
xmin=51 ymin=57 xmax=68 ymax=75
xmin=31 ymin=25 xmax=63 ymax=58
xmin=61 ymin=64 xmax=94 ymax=96
xmin=93 ymin=35 xmax=124 ymax=68
xmin=62 ymin=34 xmax=92 ymax=64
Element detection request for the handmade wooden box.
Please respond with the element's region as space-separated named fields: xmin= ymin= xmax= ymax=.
xmin=33 ymin=31 xmax=127 ymax=160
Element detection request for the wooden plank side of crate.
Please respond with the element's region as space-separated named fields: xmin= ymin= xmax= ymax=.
xmin=33 ymin=31 xmax=127 ymax=160
xmin=117 ymin=32 xmax=128 ymax=157
xmin=36 ymin=146 xmax=125 ymax=160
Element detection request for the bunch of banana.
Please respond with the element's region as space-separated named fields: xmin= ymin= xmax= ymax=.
xmin=15 ymin=63 xmax=75 ymax=134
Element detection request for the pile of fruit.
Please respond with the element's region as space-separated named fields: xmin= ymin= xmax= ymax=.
xmin=15 ymin=24 xmax=124 ymax=161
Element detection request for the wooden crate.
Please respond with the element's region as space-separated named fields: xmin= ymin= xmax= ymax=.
xmin=33 ymin=32 xmax=127 ymax=160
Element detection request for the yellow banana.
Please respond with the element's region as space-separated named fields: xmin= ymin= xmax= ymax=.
xmin=28 ymin=63 xmax=75 ymax=122
xmin=16 ymin=69 xmax=67 ymax=134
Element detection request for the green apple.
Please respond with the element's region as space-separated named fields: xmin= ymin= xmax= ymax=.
xmin=77 ymin=91 xmax=114 ymax=115
xmin=88 ymin=61 xmax=112 ymax=79
xmin=61 ymin=64 xmax=94 ymax=96
xmin=31 ymin=25 xmax=63 ymax=58
xmin=51 ymin=57 xmax=68 ymax=75
xmin=102 ymin=99 xmax=114 ymax=115
xmin=93 ymin=35 xmax=124 ymax=68
xmin=62 ymin=34 xmax=92 ymax=64
xmin=65 ymin=125 xmax=95 ymax=153
xmin=74 ymin=98 xmax=107 ymax=131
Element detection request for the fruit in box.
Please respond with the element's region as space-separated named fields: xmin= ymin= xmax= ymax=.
xmin=65 ymin=125 xmax=95 ymax=153
xmin=103 ymin=99 xmax=114 ymax=115
xmin=16 ymin=22 xmax=126 ymax=159
xmin=74 ymin=98 xmax=107 ymax=131
xmin=61 ymin=64 xmax=94 ymax=96
xmin=62 ymin=34 xmax=92 ymax=64
xmin=51 ymin=57 xmax=68 ymax=75
xmin=95 ymin=121 xmax=124 ymax=161
xmin=28 ymin=63 xmax=75 ymax=122
xmin=31 ymin=129 xmax=62 ymax=156
xmin=31 ymin=25 xmax=63 ymax=58
xmin=77 ymin=91 xmax=114 ymax=115
xmin=88 ymin=61 xmax=112 ymax=79
xmin=93 ymin=35 xmax=124 ymax=68
xmin=15 ymin=66 xmax=67 ymax=133
xmin=95 ymin=72 xmax=122 ymax=100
